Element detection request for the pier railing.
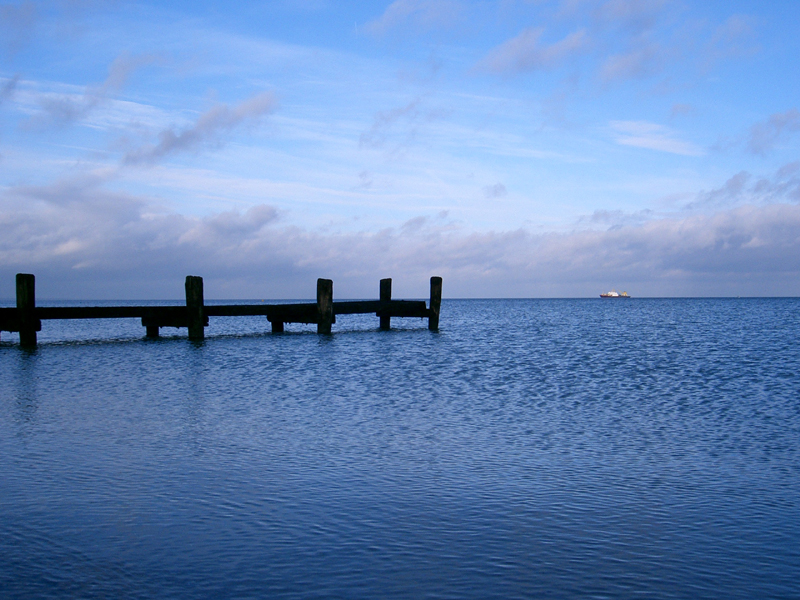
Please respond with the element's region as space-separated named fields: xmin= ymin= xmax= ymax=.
xmin=0 ymin=274 xmax=442 ymax=348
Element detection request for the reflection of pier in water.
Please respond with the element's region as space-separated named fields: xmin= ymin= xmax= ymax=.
xmin=1 ymin=274 xmax=442 ymax=348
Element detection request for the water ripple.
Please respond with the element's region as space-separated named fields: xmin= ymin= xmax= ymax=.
xmin=1 ymin=298 xmax=799 ymax=598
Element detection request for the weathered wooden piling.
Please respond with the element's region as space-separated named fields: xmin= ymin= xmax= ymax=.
xmin=428 ymin=276 xmax=442 ymax=331
xmin=317 ymin=278 xmax=333 ymax=334
xmin=16 ymin=274 xmax=40 ymax=348
xmin=185 ymin=275 xmax=205 ymax=340
xmin=379 ymin=278 xmax=392 ymax=330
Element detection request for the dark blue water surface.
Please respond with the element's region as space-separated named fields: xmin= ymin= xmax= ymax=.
xmin=2 ymin=299 xmax=799 ymax=599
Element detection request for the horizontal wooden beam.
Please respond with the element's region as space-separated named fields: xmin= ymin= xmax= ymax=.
xmin=1 ymin=300 xmax=432 ymax=335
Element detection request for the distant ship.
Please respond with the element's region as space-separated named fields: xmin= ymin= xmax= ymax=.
xmin=600 ymin=290 xmax=630 ymax=298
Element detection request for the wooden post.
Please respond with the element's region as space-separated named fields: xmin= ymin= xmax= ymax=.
xmin=271 ymin=320 xmax=284 ymax=333
xmin=317 ymin=278 xmax=333 ymax=334
xmin=16 ymin=273 xmax=38 ymax=348
xmin=379 ymin=278 xmax=392 ymax=330
xmin=145 ymin=325 xmax=160 ymax=338
xmin=428 ymin=276 xmax=442 ymax=331
xmin=185 ymin=275 xmax=205 ymax=340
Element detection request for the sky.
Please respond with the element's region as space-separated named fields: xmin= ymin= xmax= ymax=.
xmin=1 ymin=0 xmax=799 ymax=299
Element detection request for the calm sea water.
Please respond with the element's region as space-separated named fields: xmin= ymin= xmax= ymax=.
xmin=1 ymin=299 xmax=799 ymax=599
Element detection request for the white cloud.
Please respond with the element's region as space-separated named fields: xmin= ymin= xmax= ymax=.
xmin=610 ymin=120 xmax=705 ymax=156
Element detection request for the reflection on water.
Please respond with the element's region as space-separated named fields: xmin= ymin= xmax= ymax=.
xmin=1 ymin=299 xmax=799 ymax=599
xmin=11 ymin=350 xmax=39 ymax=430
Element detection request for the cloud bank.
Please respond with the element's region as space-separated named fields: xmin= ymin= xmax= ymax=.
xmin=2 ymin=170 xmax=800 ymax=299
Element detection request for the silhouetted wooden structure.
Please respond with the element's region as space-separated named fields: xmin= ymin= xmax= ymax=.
xmin=0 ymin=274 xmax=442 ymax=348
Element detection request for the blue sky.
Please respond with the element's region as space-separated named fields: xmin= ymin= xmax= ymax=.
xmin=1 ymin=0 xmax=799 ymax=298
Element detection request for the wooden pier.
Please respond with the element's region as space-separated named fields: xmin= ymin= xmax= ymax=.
xmin=0 ymin=274 xmax=442 ymax=348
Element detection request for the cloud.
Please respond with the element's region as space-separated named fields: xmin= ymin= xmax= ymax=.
xmin=0 ymin=1 xmax=36 ymax=56
xmin=0 ymin=73 xmax=19 ymax=104
xmin=195 ymin=205 xmax=279 ymax=238
xmin=122 ymin=92 xmax=277 ymax=165
xmin=747 ymin=109 xmax=800 ymax=155
xmin=701 ymin=14 xmax=758 ymax=71
xmin=593 ymin=0 xmax=669 ymax=33
xmin=359 ymin=99 xmax=420 ymax=149
xmin=4 ymin=171 xmax=800 ymax=299
xmin=356 ymin=170 xmax=373 ymax=189
xmin=610 ymin=120 xmax=704 ymax=156
xmin=364 ymin=0 xmax=461 ymax=35
xmin=599 ymin=42 xmax=661 ymax=82
xmin=685 ymin=162 xmax=800 ymax=211
xmin=481 ymin=2 xmax=754 ymax=90
xmin=579 ymin=208 xmax=655 ymax=229
xmin=358 ymin=98 xmax=448 ymax=152
xmin=684 ymin=171 xmax=750 ymax=210
xmin=483 ymin=183 xmax=507 ymax=199
xmin=476 ymin=27 xmax=589 ymax=74
xmin=669 ymin=103 xmax=694 ymax=118
xmin=26 ymin=53 xmax=158 ymax=128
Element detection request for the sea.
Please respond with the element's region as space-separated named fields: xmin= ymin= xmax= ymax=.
xmin=1 ymin=298 xmax=799 ymax=599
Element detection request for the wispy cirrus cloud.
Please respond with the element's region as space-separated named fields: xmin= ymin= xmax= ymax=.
xmin=599 ymin=41 xmax=662 ymax=82
xmin=685 ymin=162 xmax=800 ymax=211
xmin=610 ymin=120 xmax=705 ymax=156
xmin=592 ymin=0 xmax=670 ymax=33
xmin=26 ymin=53 xmax=158 ymax=128
xmin=358 ymin=97 xmax=449 ymax=153
xmin=478 ymin=0 xmax=757 ymax=90
xmin=364 ymin=0 xmax=462 ymax=35
xmin=669 ymin=103 xmax=694 ymax=118
xmin=359 ymin=99 xmax=421 ymax=149
xmin=475 ymin=27 xmax=589 ymax=74
xmin=747 ymin=109 xmax=800 ymax=155
xmin=122 ymin=92 xmax=277 ymax=165
xmin=700 ymin=14 xmax=758 ymax=72
xmin=684 ymin=171 xmax=750 ymax=211
xmin=483 ymin=183 xmax=507 ymax=199
xmin=0 ymin=73 xmax=19 ymax=104
xmin=0 ymin=0 xmax=36 ymax=56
